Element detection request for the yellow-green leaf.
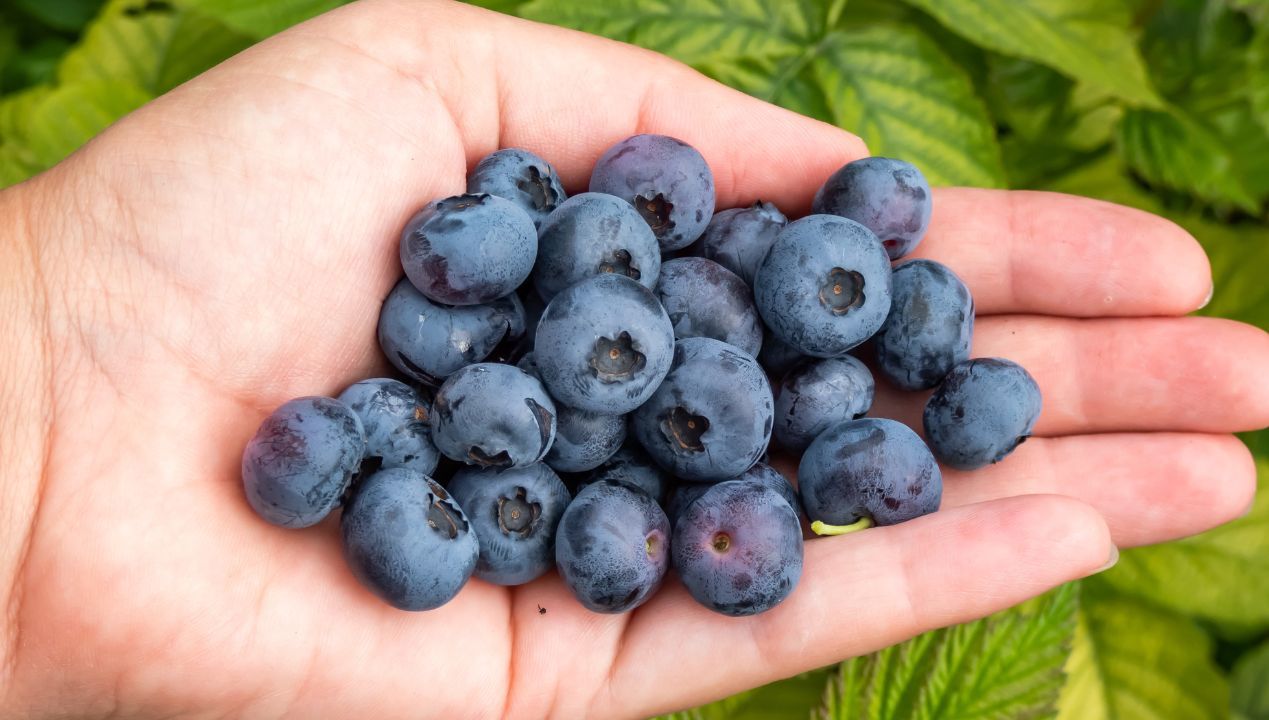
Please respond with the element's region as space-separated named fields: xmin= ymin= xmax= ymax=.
xmin=170 ymin=0 xmax=346 ymax=39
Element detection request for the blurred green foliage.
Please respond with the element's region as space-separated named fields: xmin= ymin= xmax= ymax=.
xmin=0 ymin=0 xmax=1265 ymax=718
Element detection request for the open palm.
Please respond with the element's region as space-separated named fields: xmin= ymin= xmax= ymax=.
xmin=2 ymin=1 xmax=1267 ymax=717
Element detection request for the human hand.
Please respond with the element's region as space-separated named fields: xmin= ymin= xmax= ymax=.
xmin=0 ymin=0 xmax=1266 ymax=717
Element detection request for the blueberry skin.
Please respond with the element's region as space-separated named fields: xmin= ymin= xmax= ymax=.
xmin=812 ymin=157 xmax=932 ymax=261
xmin=773 ymin=356 xmax=875 ymax=453
xmin=666 ymin=483 xmax=710 ymax=529
xmin=534 ymin=273 xmax=675 ymax=415
xmin=533 ymin=192 xmax=661 ymax=302
xmin=555 ymin=480 xmax=671 ymax=613
xmin=378 ymin=278 xmax=519 ymax=386
xmin=341 ymin=468 xmax=477 ymax=610
xmin=754 ymin=215 xmax=893 ymax=357
xmin=631 ymin=337 xmax=774 ymax=481
xmin=672 ymin=479 xmax=803 ymax=616
xmin=875 ymin=260 xmax=974 ymax=391
xmin=655 ymin=257 xmax=764 ymax=357
xmin=798 ymin=418 xmax=942 ymax=527
xmin=579 ymin=443 xmax=672 ymax=505
xmin=923 ymin=358 xmax=1042 ymax=470
xmin=757 ymin=334 xmax=808 ymax=381
xmin=696 ymin=201 xmax=787 ymax=287
xmin=430 ymin=363 xmax=557 ymax=469
xmin=337 ymin=378 xmax=440 ymax=476
xmin=545 ymin=405 xmax=627 ymax=473
xmin=445 ymin=463 xmax=571 ymax=586
xmin=400 ymin=193 xmax=537 ymax=306
xmin=242 ymin=397 xmax=366 ymax=528
xmin=589 ymin=134 xmax=716 ymax=251
xmin=467 ymin=148 xmax=567 ymax=228
xmin=734 ymin=463 xmax=801 ymax=520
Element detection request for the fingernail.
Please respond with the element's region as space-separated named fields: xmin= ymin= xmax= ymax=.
xmin=1092 ymin=545 xmax=1120 ymax=575
xmin=1199 ymin=283 xmax=1214 ymax=310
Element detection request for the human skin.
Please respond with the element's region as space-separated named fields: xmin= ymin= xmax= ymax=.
xmin=0 ymin=0 xmax=1267 ymax=718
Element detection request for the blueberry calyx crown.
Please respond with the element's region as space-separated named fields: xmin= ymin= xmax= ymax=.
xmin=819 ymin=267 xmax=865 ymax=316
xmin=427 ymin=495 xmax=468 ymax=539
xmin=598 ymin=248 xmax=641 ymax=280
xmin=497 ymin=486 xmax=541 ymax=536
xmin=663 ymin=406 xmax=708 ymax=453
xmin=468 ymin=446 xmax=513 ymax=468
xmin=517 ymin=165 xmax=558 ymax=211
xmin=635 ymin=193 xmax=674 ymax=235
xmin=590 ymin=331 xmax=647 ymax=382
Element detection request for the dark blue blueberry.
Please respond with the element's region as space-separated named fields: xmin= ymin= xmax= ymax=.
xmin=589 ymin=134 xmax=715 ymax=251
xmin=757 ymin=334 xmax=808 ymax=381
xmin=696 ymin=201 xmax=787 ymax=287
xmin=555 ymin=480 xmax=671 ymax=613
xmin=341 ymin=468 xmax=477 ymax=610
xmin=773 ymin=356 xmax=875 ymax=452
xmin=812 ymin=157 xmax=932 ymax=261
xmin=534 ymin=273 xmax=675 ymax=415
xmin=655 ymin=257 xmax=764 ymax=357
xmin=733 ymin=463 xmax=802 ymax=520
xmin=377 ymin=278 xmax=520 ymax=386
xmin=875 ymin=260 xmax=974 ymax=391
xmin=337 ymin=378 xmax=440 ymax=476
xmin=466 ymin=148 xmax=567 ymax=228
xmin=798 ymin=418 xmax=942 ymax=529
xmin=754 ymin=215 xmax=892 ymax=357
xmin=579 ymin=443 xmax=672 ymax=506
xmin=445 ymin=463 xmax=571 ymax=586
xmin=666 ymin=483 xmax=710 ymax=529
xmin=430 ymin=363 xmax=557 ymax=469
xmin=400 ymin=193 xmax=537 ymax=305
xmin=241 ymin=396 xmax=365 ymax=528
xmin=484 ymin=290 xmax=531 ymax=364
xmin=672 ymin=479 xmax=803 ymax=616
xmin=923 ymin=358 xmax=1042 ymax=470
xmin=545 ymin=405 xmax=627 ymax=473
xmin=533 ymin=192 xmax=660 ymax=302
xmin=631 ymin=337 xmax=774 ymax=481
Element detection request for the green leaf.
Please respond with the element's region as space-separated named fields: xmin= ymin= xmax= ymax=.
xmin=459 ymin=0 xmax=527 ymax=14
xmin=518 ymin=0 xmax=828 ymax=67
xmin=1117 ymin=106 xmax=1263 ymax=213
xmin=1233 ymin=639 xmax=1269 ymax=720
xmin=1091 ymin=457 xmax=1269 ymax=633
xmin=1056 ymin=589 xmax=1230 ymax=720
xmin=656 ymin=669 xmax=829 ymax=720
xmin=170 ymin=0 xmax=347 ymax=39
xmin=13 ymin=0 xmax=106 ymax=32
xmin=22 ymin=80 xmax=152 ymax=167
xmin=896 ymin=0 xmax=1161 ymax=107
xmin=60 ymin=0 xmax=255 ymax=95
xmin=819 ymin=583 xmax=1076 ymax=719
xmin=1251 ymin=24 xmax=1269 ymax=136
xmin=811 ymin=24 xmax=1005 ymax=187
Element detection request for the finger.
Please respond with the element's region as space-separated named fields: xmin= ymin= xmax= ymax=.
xmin=308 ymin=0 xmax=869 ymax=214
xmin=940 ymin=433 xmax=1256 ymax=547
xmin=913 ymin=189 xmax=1212 ymax=317
xmin=597 ymin=495 xmax=1112 ymax=719
xmin=871 ymin=316 xmax=1269 ymax=436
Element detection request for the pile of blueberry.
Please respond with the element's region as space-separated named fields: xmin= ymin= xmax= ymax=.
xmin=241 ymin=136 xmax=1042 ymax=616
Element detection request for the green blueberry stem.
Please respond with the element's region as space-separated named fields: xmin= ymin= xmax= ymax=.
xmin=811 ymin=517 xmax=875 ymax=536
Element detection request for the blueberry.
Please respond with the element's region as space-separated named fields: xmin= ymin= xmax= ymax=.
xmin=589 ymin=134 xmax=715 ymax=251
xmin=654 ymin=257 xmax=764 ymax=357
xmin=241 ymin=396 xmax=365 ymax=528
xmin=337 ymin=378 xmax=440 ymax=476
xmin=378 ymin=278 xmax=520 ymax=386
xmin=545 ymin=405 xmax=627 ymax=473
xmin=430 ymin=363 xmax=557 ymax=469
xmin=733 ymin=463 xmax=802 ymax=520
xmin=666 ymin=483 xmax=709 ymax=529
xmin=533 ymin=192 xmax=661 ymax=302
xmin=400 ymin=193 xmax=537 ymax=305
xmin=754 ymin=215 xmax=892 ymax=357
xmin=672 ymin=479 xmax=803 ymax=616
xmin=579 ymin=443 xmax=672 ymax=505
xmin=922 ymin=358 xmax=1042 ymax=470
xmin=533 ymin=273 xmax=675 ymax=415
xmin=798 ymin=418 xmax=942 ymax=529
xmin=812 ymin=157 xmax=932 ymax=261
xmin=696 ymin=201 xmax=787 ymax=287
xmin=773 ymin=356 xmax=875 ymax=452
xmin=445 ymin=463 xmax=571 ymax=586
xmin=341 ymin=468 xmax=477 ymax=610
xmin=875 ymin=260 xmax=974 ymax=391
xmin=467 ymin=148 xmax=567 ymax=228
xmin=757 ymin=334 xmax=808 ymax=381
xmin=555 ymin=480 xmax=670 ymax=613
xmin=631 ymin=337 xmax=774 ymax=481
